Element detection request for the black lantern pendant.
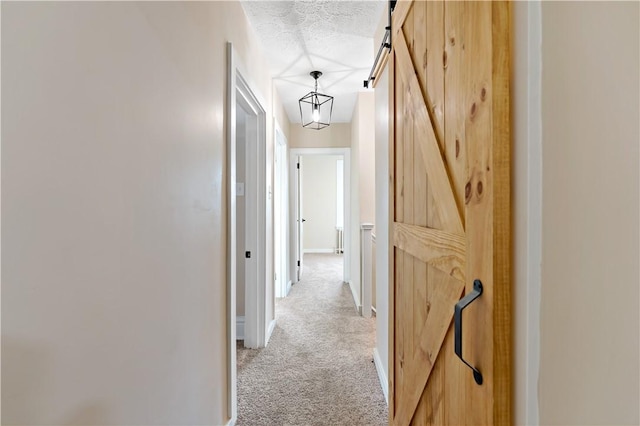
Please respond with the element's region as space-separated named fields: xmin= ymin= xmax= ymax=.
xmin=299 ymin=71 xmax=333 ymax=130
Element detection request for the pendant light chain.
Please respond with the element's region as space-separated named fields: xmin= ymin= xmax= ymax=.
xmin=298 ymin=70 xmax=334 ymax=130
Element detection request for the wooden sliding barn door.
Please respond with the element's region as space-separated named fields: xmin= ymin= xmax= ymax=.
xmin=388 ymin=1 xmax=511 ymax=425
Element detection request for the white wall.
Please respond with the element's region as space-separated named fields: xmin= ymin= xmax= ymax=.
xmin=301 ymin=155 xmax=340 ymax=252
xmin=289 ymin=123 xmax=351 ymax=149
xmin=512 ymin=2 xmax=542 ymax=424
xmin=358 ymin=92 xmax=376 ymax=227
xmin=350 ymin=96 xmax=362 ymax=306
xmin=270 ymin=86 xmax=291 ymax=341
xmin=374 ymin=65 xmax=390 ymax=402
xmin=350 ymin=91 xmax=376 ymax=309
xmin=1 ymin=2 xmax=281 ymax=424
xmin=539 ymin=2 xmax=639 ymax=424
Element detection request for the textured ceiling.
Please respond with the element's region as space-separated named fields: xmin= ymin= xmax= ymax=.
xmin=241 ymin=0 xmax=386 ymax=124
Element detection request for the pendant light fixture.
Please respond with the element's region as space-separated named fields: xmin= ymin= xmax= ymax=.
xmin=299 ymin=71 xmax=333 ymax=130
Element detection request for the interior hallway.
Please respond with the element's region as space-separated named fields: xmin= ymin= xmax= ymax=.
xmin=236 ymin=254 xmax=387 ymax=425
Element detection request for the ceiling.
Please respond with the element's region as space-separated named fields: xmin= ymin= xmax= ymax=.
xmin=241 ymin=0 xmax=387 ymax=124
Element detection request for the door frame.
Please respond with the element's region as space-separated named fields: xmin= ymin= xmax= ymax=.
xmin=226 ymin=42 xmax=268 ymax=424
xmin=238 ymin=80 xmax=267 ymax=350
xmin=294 ymin=154 xmax=304 ymax=280
xmin=289 ymin=147 xmax=351 ymax=285
xmin=274 ymin=120 xmax=290 ymax=298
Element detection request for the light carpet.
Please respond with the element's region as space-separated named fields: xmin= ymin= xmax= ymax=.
xmin=237 ymin=253 xmax=388 ymax=426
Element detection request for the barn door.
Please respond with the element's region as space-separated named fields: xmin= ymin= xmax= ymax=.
xmin=388 ymin=1 xmax=511 ymax=425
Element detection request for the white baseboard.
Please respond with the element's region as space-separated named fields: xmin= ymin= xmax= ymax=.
xmin=286 ymin=280 xmax=292 ymax=296
xmin=303 ymin=248 xmax=335 ymax=254
xmin=236 ymin=316 xmax=245 ymax=341
xmin=373 ymin=348 xmax=389 ymax=405
xmin=265 ymin=319 xmax=277 ymax=345
xmin=226 ymin=417 xmax=236 ymax=426
xmin=348 ymin=280 xmax=362 ymax=314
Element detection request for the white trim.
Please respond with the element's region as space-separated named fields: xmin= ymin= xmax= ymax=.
xmin=526 ymin=3 xmax=542 ymax=424
xmin=291 ymin=154 xmax=302 ymax=282
xmin=348 ymin=280 xmax=361 ymax=315
xmin=236 ymin=72 xmax=268 ymax=350
xmin=373 ymin=348 xmax=389 ymax=405
xmin=225 ymin=419 xmax=236 ymax=426
xmin=226 ymin=42 xmax=269 ymax=425
xmin=303 ymin=248 xmax=335 ymax=254
xmin=286 ymin=280 xmax=292 ymax=296
xmin=274 ymin=120 xmax=289 ymax=299
xmin=360 ymin=223 xmax=374 ymax=319
xmin=236 ymin=316 xmax=245 ymax=341
xmin=225 ymin=42 xmax=238 ymax=426
xmin=336 ymin=158 xmax=344 ymax=228
xmin=513 ymin=4 xmax=541 ymax=424
xmin=290 ymin=148 xmax=351 ymax=285
xmin=265 ymin=319 xmax=277 ymax=345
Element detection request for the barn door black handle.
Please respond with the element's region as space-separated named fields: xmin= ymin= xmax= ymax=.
xmin=454 ymin=279 xmax=483 ymax=385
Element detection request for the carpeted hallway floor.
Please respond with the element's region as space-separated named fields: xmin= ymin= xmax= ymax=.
xmin=237 ymin=253 xmax=388 ymax=426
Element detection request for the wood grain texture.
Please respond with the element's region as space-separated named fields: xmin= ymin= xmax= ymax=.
xmin=392 ymin=0 xmax=414 ymax=44
xmin=394 ymin=30 xmax=464 ymax=235
xmin=394 ymin=273 xmax=465 ymax=426
xmin=443 ymin=0 xmax=469 ymax=225
xmin=412 ymin=0 xmax=427 ymax=100
xmin=409 ymin=1 xmax=429 ymax=351
xmin=393 ymin=222 xmax=465 ymax=283
xmin=389 ymin=1 xmax=511 ymax=424
xmin=442 ymin=314 xmax=465 ymax=425
xmin=395 ymin=69 xmax=405 ymax=225
xmin=424 ymin=3 xmax=447 ymax=423
xmin=452 ymin=2 xmax=494 ymax=424
xmin=403 ymin=3 xmax=414 ymax=54
xmin=426 ymin=0 xmax=446 ymax=151
xmin=410 ymin=0 xmax=445 ymax=155
xmin=422 ymin=0 xmax=445 ymax=230
xmin=401 ymin=58 xmax=416 ymax=421
xmin=388 ymin=50 xmax=396 ymax=426
xmin=491 ymin=2 xmax=512 ymax=425
xmin=372 ymin=51 xmax=390 ymax=90
xmin=393 ymin=59 xmax=406 ymax=423
xmin=394 ymin=247 xmax=405 ymax=420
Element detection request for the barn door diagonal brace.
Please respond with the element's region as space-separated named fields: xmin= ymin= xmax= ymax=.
xmin=454 ymin=279 xmax=484 ymax=385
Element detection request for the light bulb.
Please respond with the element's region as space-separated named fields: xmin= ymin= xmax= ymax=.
xmin=312 ymin=105 xmax=320 ymax=122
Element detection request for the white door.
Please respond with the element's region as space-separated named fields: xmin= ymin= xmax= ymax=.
xmin=295 ymin=156 xmax=304 ymax=281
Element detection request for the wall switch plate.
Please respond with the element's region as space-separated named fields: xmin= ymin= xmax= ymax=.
xmin=236 ymin=183 xmax=245 ymax=196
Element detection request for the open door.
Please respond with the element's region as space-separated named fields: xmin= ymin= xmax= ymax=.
xmin=295 ymin=155 xmax=304 ymax=281
xmin=388 ymin=1 xmax=511 ymax=425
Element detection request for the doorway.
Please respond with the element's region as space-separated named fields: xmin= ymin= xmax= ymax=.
xmin=226 ymin=42 xmax=268 ymax=424
xmin=289 ymin=148 xmax=351 ymax=285
xmin=234 ymin=75 xmax=266 ymax=351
